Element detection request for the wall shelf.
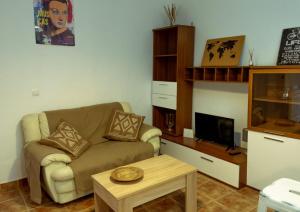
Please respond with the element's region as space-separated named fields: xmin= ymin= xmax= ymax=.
xmin=253 ymin=97 xmax=300 ymax=105
xmin=185 ymin=66 xmax=249 ymax=83
xmin=154 ymin=54 xmax=177 ymax=58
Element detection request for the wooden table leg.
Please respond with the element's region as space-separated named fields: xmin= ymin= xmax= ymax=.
xmin=117 ymin=199 xmax=133 ymax=212
xmin=186 ymin=172 xmax=197 ymax=212
xmin=94 ymin=192 xmax=111 ymax=212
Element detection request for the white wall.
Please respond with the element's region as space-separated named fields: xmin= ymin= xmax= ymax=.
xmin=0 ymin=0 xmax=170 ymax=183
xmin=174 ymin=0 xmax=300 ymax=145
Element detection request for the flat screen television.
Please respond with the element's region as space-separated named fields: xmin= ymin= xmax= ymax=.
xmin=195 ymin=112 xmax=234 ymax=148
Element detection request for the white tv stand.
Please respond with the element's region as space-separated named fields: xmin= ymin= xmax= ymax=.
xmin=160 ymin=134 xmax=247 ymax=188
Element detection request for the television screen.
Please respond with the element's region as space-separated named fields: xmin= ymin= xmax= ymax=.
xmin=195 ymin=112 xmax=234 ymax=147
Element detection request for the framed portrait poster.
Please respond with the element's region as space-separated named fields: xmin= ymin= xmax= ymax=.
xmin=33 ymin=0 xmax=75 ymax=46
xmin=201 ymin=35 xmax=245 ymax=66
xmin=277 ymin=27 xmax=300 ymax=65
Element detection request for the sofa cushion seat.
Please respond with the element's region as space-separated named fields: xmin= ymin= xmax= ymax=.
xmin=69 ymin=140 xmax=154 ymax=194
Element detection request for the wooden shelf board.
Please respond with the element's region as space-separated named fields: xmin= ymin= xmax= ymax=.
xmin=194 ymin=66 xmax=247 ymax=69
xmin=153 ymin=25 xmax=194 ymax=31
xmin=161 ymin=134 xmax=247 ymax=165
xmin=253 ymin=97 xmax=300 ymax=105
xmin=252 ymin=65 xmax=300 ymax=69
xmin=185 ymin=66 xmax=249 ymax=83
xmin=154 ymin=54 xmax=177 ymax=58
xmin=250 ymin=118 xmax=300 ymax=139
xmin=185 ymin=79 xmax=248 ymax=83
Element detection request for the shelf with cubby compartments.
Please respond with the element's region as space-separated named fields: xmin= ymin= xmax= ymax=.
xmin=185 ymin=66 xmax=249 ymax=83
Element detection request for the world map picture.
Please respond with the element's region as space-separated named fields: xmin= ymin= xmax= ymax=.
xmin=201 ymin=35 xmax=245 ymax=66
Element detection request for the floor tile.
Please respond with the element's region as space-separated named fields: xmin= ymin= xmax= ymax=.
xmin=21 ymin=190 xmax=53 ymax=209
xmin=65 ymin=194 xmax=94 ymax=211
xmin=169 ymin=190 xmax=185 ymax=206
xmin=145 ymin=198 xmax=183 ymax=212
xmin=29 ymin=202 xmax=71 ymax=212
xmin=237 ymin=186 xmax=260 ymax=202
xmin=198 ymin=201 xmax=230 ymax=212
xmin=0 ymin=181 xmax=18 ymax=192
xmin=198 ymin=180 xmax=234 ymax=199
xmin=217 ymin=192 xmax=257 ymax=212
xmin=197 ymin=172 xmax=212 ymax=185
xmin=0 ymin=189 xmax=20 ymax=203
xmin=143 ymin=195 xmax=168 ymax=207
xmin=0 ymin=197 xmax=27 ymax=212
xmin=0 ymin=173 xmax=260 ymax=211
xmin=133 ymin=205 xmax=148 ymax=212
xmin=197 ymin=190 xmax=212 ymax=208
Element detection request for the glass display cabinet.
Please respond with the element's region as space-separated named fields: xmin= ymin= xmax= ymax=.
xmin=248 ymin=66 xmax=300 ymax=139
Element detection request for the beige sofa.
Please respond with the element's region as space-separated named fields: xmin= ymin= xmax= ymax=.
xmin=22 ymin=102 xmax=161 ymax=204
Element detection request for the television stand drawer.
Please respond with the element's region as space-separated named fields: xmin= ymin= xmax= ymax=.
xmin=160 ymin=138 xmax=244 ymax=188
xmin=198 ymin=152 xmax=239 ymax=187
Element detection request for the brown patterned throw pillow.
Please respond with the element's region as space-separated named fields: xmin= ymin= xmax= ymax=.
xmin=105 ymin=111 xmax=145 ymax=142
xmin=39 ymin=121 xmax=90 ymax=158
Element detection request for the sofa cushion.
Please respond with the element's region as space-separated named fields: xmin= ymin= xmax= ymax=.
xmin=39 ymin=121 xmax=90 ymax=158
xmin=105 ymin=111 xmax=144 ymax=142
xmin=69 ymin=141 xmax=154 ymax=194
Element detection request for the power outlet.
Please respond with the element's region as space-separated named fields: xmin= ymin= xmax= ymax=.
xmin=32 ymin=89 xmax=40 ymax=96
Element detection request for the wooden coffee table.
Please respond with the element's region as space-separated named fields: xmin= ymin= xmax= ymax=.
xmin=92 ymin=155 xmax=197 ymax=212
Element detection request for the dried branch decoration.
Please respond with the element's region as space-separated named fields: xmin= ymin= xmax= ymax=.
xmin=248 ymin=48 xmax=254 ymax=66
xmin=164 ymin=3 xmax=176 ymax=26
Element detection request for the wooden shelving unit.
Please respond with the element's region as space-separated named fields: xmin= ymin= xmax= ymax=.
xmin=253 ymin=97 xmax=300 ymax=105
xmin=185 ymin=66 xmax=249 ymax=83
xmin=152 ymin=25 xmax=195 ymax=136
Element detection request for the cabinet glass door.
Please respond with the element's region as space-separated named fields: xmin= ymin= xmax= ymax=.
xmin=251 ymin=71 xmax=300 ymax=137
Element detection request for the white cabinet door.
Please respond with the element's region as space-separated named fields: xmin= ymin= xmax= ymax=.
xmin=198 ymin=152 xmax=240 ymax=188
xmin=247 ymin=130 xmax=300 ymax=190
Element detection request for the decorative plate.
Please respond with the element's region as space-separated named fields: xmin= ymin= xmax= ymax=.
xmin=111 ymin=166 xmax=144 ymax=182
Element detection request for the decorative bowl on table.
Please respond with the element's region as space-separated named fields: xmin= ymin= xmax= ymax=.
xmin=111 ymin=166 xmax=144 ymax=182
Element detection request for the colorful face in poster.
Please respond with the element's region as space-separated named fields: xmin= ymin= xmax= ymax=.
xmin=33 ymin=0 xmax=75 ymax=46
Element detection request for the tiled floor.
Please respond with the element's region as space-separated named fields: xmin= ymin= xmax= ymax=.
xmin=0 ymin=172 xmax=260 ymax=212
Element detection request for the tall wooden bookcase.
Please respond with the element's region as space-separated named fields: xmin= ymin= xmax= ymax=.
xmin=152 ymin=25 xmax=195 ymax=136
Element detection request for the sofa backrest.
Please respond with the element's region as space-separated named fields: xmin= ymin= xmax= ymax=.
xmin=22 ymin=102 xmax=132 ymax=144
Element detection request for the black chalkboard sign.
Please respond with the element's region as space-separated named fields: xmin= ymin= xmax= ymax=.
xmin=277 ymin=27 xmax=300 ymax=65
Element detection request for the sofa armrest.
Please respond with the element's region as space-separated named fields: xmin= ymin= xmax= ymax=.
xmin=139 ymin=124 xmax=162 ymax=142
xmin=22 ymin=113 xmax=42 ymax=143
xmin=41 ymin=154 xmax=72 ymax=167
xmin=51 ymin=166 xmax=74 ymax=181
